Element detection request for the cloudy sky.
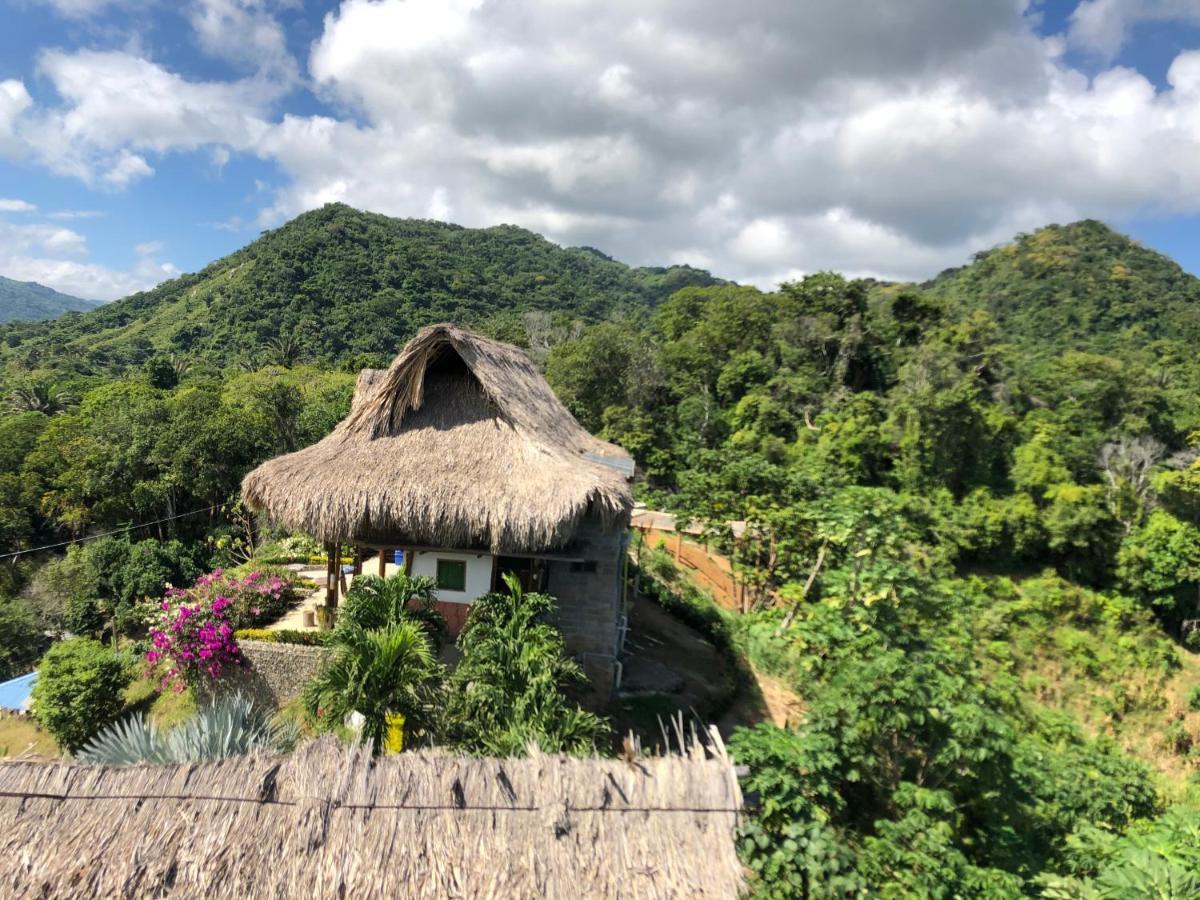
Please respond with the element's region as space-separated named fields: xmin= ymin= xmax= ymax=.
xmin=2 ymin=0 xmax=1200 ymax=300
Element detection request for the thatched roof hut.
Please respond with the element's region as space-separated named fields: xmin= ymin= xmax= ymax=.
xmin=0 ymin=737 xmax=744 ymax=898
xmin=242 ymin=324 xmax=634 ymax=554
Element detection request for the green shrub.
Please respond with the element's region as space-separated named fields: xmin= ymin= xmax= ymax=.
xmin=1188 ymin=686 xmax=1200 ymax=713
xmin=1166 ymin=720 xmax=1193 ymax=756
xmin=31 ymin=638 xmax=131 ymax=752
xmin=445 ymin=574 xmax=608 ymax=755
xmin=340 ymin=573 xmax=447 ymax=649
xmin=235 ymin=628 xmax=331 ymax=646
xmin=247 ymin=533 xmax=322 ymax=565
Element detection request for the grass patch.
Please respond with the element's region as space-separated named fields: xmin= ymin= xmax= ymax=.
xmin=970 ymin=573 xmax=1200 ymax=794
xmin=148 ymin=687 xmax=197 ymax=730
xmin=122 ymin=677 xmax=158 ymax=715
xmin=0 ymin=714 xmax=58 ymax=758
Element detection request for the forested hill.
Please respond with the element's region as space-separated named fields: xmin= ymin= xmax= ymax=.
xmin=4 ymin=207 xmax=1200 ymax=893
xmin=0 ymin=276 xmax=100 ymax=323
xmin=0 ymin=203 xmax=717 ymax=379
xmin=923 ymin=219 xmax=1200 ymax=354
xmin=5 ymin=207 xmax=1196 ymax=389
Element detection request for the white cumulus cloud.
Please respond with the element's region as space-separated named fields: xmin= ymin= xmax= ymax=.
xmin=1069 ymin=0 xmax=1200 ymax=59
xmin=13 ymin=0 xmax=1200 ymax=296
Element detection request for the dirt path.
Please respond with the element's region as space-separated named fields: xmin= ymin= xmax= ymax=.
xmin=633 ymin=525 xmax=744 ymax=611
xmin=721 ymin=670 xmax=804 ymax=731
xmin=626 ymin=514 xmax=805 ymax=735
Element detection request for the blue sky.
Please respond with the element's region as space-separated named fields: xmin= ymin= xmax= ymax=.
xmin=2 ymin=0 xmax=1200 ymax=299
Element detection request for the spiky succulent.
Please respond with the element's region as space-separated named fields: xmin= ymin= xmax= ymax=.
xmin=76 ymin=693 xmax=296 ymax=765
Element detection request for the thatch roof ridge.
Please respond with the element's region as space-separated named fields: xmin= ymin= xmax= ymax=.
xmin=343 ymin=323 xmax=623 ymax=458
xmin=0 ymin=737 xmax=744 ymax=898
xmin=242 ymin=324 xmax=634 ymax=552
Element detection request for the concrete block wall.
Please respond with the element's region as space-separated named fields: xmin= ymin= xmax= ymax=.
xmin=547 ymin=515 xmax=626 ymax=697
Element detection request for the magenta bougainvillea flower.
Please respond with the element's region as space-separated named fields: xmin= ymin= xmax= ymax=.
xmin=147 ymin=592 xmax=244 ymax=689
xmin=147 ymin=568 xmax=299 ymax=688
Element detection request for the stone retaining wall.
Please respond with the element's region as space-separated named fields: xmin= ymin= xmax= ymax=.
xmin=219 ymin=640 xmax=332 ymax=708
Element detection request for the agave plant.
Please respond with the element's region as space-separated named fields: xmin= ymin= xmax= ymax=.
xmin=75 ymin=693 xmax=295 ymax=765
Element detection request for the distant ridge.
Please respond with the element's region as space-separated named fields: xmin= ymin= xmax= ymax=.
xmin=0 ymin=276 xmax=101 ymax=323
xmin=921 ymin=219 xmax=1200 ymax=353
xmin=0 ymin=203 xmax=720 ymax=378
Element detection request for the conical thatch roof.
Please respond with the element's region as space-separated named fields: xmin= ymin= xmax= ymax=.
xmin=242 ymin=324 xmax=633 ymax=552
xmin=0 ymin=736 xmax=744 ymax=898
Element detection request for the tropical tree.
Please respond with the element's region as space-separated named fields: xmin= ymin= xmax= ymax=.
xmin=302 ymin=620 xmax=443 ymax=752
xmin=8 ymin=379 xmax=75 ymax=415
xmin=444 ymin=574 xmax=609 ymax=755
xmin=339 ymin=572 xmax=446 ymax=648
xmin=265 ymin=331 xmax=306 ymax=368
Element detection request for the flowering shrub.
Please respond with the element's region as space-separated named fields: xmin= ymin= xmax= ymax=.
xmin=144 ymin=566 xmax=307 ymax=690
xmin=147 ymin=594 xmax=244 ymax=690
xmin=168 ymin=568 xmax=301 ymax=630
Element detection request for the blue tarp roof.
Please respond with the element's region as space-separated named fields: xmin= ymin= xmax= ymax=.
xmin=0 ymin=671 xmax=36 ymax=711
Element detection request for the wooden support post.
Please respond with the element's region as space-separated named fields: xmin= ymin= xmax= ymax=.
xmin=325 ymin=541 xmax=340 ymax=608
xmin=378 ymin=547 xmax=388 ymax=578
xmin=404 ymin=549 xmax=413 ymax=576
xmin=353 ymin=544 xmax=363 ymax=576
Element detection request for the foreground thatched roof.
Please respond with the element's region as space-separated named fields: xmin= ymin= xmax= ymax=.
xmin=0 ymin=736 xmax=744 ymax=899
xmin=242 ymin=324 xmax=633 ymax=552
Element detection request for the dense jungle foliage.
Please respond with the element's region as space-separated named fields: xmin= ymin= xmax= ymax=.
xmin=2 ymin=205 xmax=1200 ymax=894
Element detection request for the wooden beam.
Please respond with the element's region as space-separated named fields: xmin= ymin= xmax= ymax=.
xmin=324 ymin=541 xmax=338 ymax=609
xmin=378 ymin=547 xmax=388 ymax=578
xmin=353 ymin=544 xmax=363 ymax=576
xmin=386 ymin=543 xmax=588 ymax=563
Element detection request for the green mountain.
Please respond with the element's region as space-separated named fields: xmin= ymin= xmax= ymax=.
xmin=922 ymin=219 xmax=1200 ymax=353
xmin=0 ymin=203 xmax=718 ymax=378
xmin=0 ymin=276 xmax=100 ymax=323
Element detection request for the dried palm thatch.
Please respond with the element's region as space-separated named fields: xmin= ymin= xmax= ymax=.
xmin=0 ymin=735 xmax=744 ymax=899
xmin=242 ymin=324 xmax=633 ymax=552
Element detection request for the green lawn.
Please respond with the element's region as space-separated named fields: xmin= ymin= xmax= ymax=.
xmin=0 ymin=715 xmax=58 ymax=758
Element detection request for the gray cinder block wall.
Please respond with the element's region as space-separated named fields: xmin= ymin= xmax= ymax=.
xmin=547 ymin=516 xmax=626 ymax=698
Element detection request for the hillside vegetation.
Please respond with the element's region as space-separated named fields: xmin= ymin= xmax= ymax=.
xmin=924 ymin=219 xmax=1200 ymax=356
xmin=542 ymin=225 xmax=1200 ymax=893
xmin=1 ymin=209 xmax=1199 ymax=894
xmin=0 ymin=276 xmax=99 ymax=323
xmin=0 ymin=204 xmax=716 ymax=381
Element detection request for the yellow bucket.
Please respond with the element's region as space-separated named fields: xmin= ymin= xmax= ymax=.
xmin=384 ymin=712 xmax=405 ymax=753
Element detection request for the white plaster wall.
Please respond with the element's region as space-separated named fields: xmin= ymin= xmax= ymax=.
xmin=410 ymin=550 xmax=493 ymax=603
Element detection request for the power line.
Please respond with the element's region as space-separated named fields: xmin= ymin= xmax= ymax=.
xmin=0 ymin=504 xmax=223 ymax=561
xmin=0 ymin=788 xmax=740 ymax=815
